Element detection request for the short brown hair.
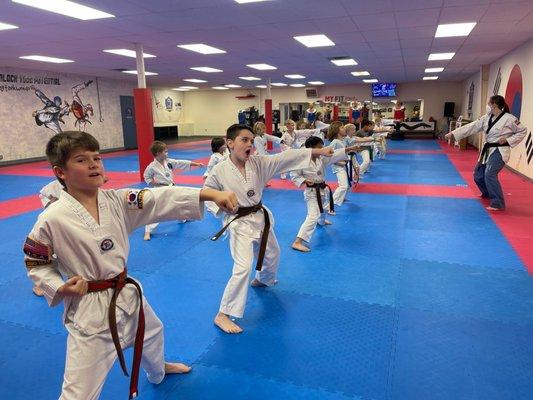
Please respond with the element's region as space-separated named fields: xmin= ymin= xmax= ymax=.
xmin=45 ymin=131 xmax=100 ymax=187
xmin=150 ymin=141 xmax=167 ymax=156
xmin=327 ymin=121 xmax=344 ymax=141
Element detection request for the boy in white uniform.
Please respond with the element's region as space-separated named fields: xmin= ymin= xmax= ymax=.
xmin=143 ymin=140 xmax=204 ymax=240
xmin=204 ymin=137 xmax=228 ymax=179
xmin=291 ymin=136 xmax=359 ymax=252
xmin=252 ymin=121 xmax=283 ymax=155
xmin=204 ymin=124 xmax=333 ymax=334
xmin=23 ymin=131 xmax=237 ymax=400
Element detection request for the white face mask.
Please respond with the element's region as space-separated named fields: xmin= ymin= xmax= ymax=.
xmin=486 ymin=104 xmax=492 ymax=114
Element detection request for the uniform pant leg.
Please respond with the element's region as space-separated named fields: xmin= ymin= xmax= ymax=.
xmin=333 ymin=169 xmax=349 ymax=206
xmin=360 ymin=150 xmax=371 ymax=174
xmin=255 ymin=229 xmax=280 ymax=286
xmin=296 ymin=197 xmax=321 ymax=242
xmin=473 ymin=163 xmax=489 ymax=197
xmin=138 ymin=302 xmax=165 ymax=384
xmin=219 ymin=233 xmax=256 ymax=318
xmin=484 ymin=150 xmax=506 ymax=209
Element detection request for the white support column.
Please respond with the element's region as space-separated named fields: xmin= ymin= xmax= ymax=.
xmin=135 ymin=43 xmax=146 ymax=89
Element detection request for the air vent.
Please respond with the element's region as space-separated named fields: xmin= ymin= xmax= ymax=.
xmin=306 ymin=88 xmax=318 ymax=98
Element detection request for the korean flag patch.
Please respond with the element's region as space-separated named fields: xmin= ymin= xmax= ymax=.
xmin=126 ymin=189 xmax=147 ymax=210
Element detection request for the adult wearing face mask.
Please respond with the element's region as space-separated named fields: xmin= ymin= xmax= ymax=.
xmin=445 ymin=95 xmax=527 ymax=211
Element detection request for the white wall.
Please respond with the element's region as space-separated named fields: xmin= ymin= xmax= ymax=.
xmin=180 ymin=81 xmax=463 ymax=136
xmin=0 ymin=66 xmax=134 ymax=162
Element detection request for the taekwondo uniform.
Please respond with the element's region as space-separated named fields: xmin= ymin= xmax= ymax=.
xmin=329 ymin=138 xmax=350 ymax=206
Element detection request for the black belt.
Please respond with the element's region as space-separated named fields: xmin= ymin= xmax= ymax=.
xmin=306 ymin=181 xmax=334 ymax=213
xmin=344 ymin=157 xmax=353 ymax=186
xmin=480 ymin=142 xmax=509 ymax=163
xmin=211 ymin=202 xmax=270 ymax=271
xmin=87 ymin=269 xmax=145 ymax=400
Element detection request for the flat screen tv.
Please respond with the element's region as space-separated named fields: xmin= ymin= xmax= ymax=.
xmin=372 ymin=83 xmax=397 ymax=97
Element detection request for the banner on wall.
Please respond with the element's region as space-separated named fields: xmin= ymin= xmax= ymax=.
xmin=152 ymin=90 xmax=183 ymax=125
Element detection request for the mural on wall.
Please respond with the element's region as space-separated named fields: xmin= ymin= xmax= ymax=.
xmin=69 ymin=80 xmax=94 ymax=131
xmin=504 ymin=64 xmax=522 ymax=118
xmin=467 ymin=82 xmax=475 ymax=119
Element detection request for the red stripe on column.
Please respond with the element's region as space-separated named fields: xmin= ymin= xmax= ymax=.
xmin=134 ymin=88 xmax=155 ymax=183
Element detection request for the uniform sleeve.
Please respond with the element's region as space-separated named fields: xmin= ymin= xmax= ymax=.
xmin=143 ymin=164 xmax=155 ymax=185
xmin=260 ymin=148 xmax=312 ymax=179
xmin=120 ymin=186 xmax=204 ymax=232
xmin=203 ymin=169 xmax=224 ymax=217
xmin=23 ymin=222 xmax=65 ymax=307
xmin=505 ymin=117 xmax=528 ymax=147
xmin=204 ymin=154 xmax=217 ymax=177
xmin=451 ymin=115 xmax=486 ymax=141
xmin=326 ymin=148 xmax=349 ymax=166
xmin=290 ymin=169 xmax=306 ymax=187
xmin=168 ymin=158 xmax=192 ymax=170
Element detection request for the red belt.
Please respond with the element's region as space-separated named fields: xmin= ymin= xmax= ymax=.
xmin=87 ymin=269 xmax=145 ymax=399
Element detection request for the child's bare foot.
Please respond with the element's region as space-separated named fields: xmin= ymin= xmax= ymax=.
xmin=144 ymin=232 xmax=151 ymax=241
xmin=327 ymin=210 xmax=336 ymax=215
xmin=250 ymin=278 xmax=277 ymax=287
xmin=32 ymin=286 xmax=44 ymax=296
xmin=324 ymin=219 xmax=332 ymax=225
xmin=292 ymin=241 xmax=310 ymax=252
xmin=214 ymin=312 xmax=243 ymax=334
xmin=164 ymin=362 xmax=191 ymax=374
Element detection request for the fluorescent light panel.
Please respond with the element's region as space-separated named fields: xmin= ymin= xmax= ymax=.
xmin=331 ymin=58 xmax=357 ymax=66
xmin=235 ymin=0 xmax=271 ymax=3
xmin=271 ymin=82 xmax=287 ymax=87
xmin=178 ymin=43 xmax=226 ymax=54
xmin=290 ymin=84 xmax=305 ymax=87
xmin=308 ymin=81 xmax=324 ymax=85
xmin=435 ymin=22 xmax=476 ymax=38
xmin=423 ymin=76 xmax=439 ymax=80
xmin=172 ymin=88 xmax=190 ymax=91
xmin=363 ymin=79 xmax=378 ymax=83
xmin=19 ymin=55 xmax=73 ymax=63
xmin=284 ymin=74 xmax=305 ymax=79
xmin=425 ymin=67 xmax=444 ymax=73
xmin=256 ymin=85 xmax=267 ymax=88
xmin=122 ymin=70 xmax=158 ymax=76
xmin=246 ymin=63 xmax=277 ymax=70
xmin=183 ymin=79 xmax=207 ymax=83
xmin=179 ymin=86 xmax=198 ymax=89
xmin=0 ymin=22 xmax=19 ymax=30
xmin=224 ymin=84 xmax=241 ymax=88
xmin=190 ymin=66 xmax=222 ymax=73
xmin=351 ymin=71 xmax=370 ymax=76
xmin=12 ymin=0 xmax=114 ymax=20
xmin=239 ymin=76 xmax=261 ymax=81
xmin=294 ymin=34 xmax=335 ymax=48
xmin=103 ymin=49 xmax=155 ymax=58
xmin=212 ymin=86 xmax=229 ymax=90
xmin=428 ymin=52 xmax=455 ymax=61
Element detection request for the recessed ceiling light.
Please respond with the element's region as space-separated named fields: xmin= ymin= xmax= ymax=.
xmin=190 ymin=66 xmax=222 ymax=73
xmin=425 ymin=67 xmax=444 ymax=73
xmin=290 ymin=84 xmax=305 ymax=87
xmin=330 ymin=58 xmax=357 ymax=66
xmin=308 ymin=81 xmax=325 ymax=85
xmin=212 ymin=86 xmax=229 ymax=90
xmin=246 ymin=63 xmax=277 ymax=70
xmin=284 ymin=74 xmax=306 ymax=79
xmin=234 ymin=0 xmax=271 ymax=3
xmin=12 ymin=0 xmax=114 ymax=20
xmin=271 ymin=82 xmax=287 ymax=87
xmin=294 ymin=34 xmax=335 ymax=48
xmin=0 ymin=22 xmax=18 ymax=30
xmin=179 ymin=86 xmax=198 ymax=89
xmin=363 ymin=79 xmax=378 ymax=83
xmin=435 ymin=22 xmax=476 ymax=38
xmin=428 ymin=52 xmax=455 ymax=61
xmin=122 ymin=70 xmax=158 ymax=76
xmin=351 ymin=71 xmax=370 ymax=76
xmin=177 ymin=44 xmax=226 ymax=54
xmin=224 ymin=84 xmax=242 ymax=88
xmin=103 ymin=49 xmax=155 ymax=58
xmin=19 ymin=55 xmax=74 ymax=63
xmin=172 ymin=88 xmax=190 ymax=91
xmin=183 ymin=79 xmax=207 ymax=83
xmin=423 ymin=76 xmax=439 ymax=80
xmin=239 ymin=76 xmax=261 ymax=81
xmin=256 ymin=85 xmax=267 ymax=88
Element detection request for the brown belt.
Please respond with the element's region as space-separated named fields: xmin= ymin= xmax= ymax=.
xmin=306 ymin=181 xmax=334 ymax=213
xmin=211 ymin=202 xmax=270 ymax=271
xmin=87 ymin=269 xmax=145 ymax=400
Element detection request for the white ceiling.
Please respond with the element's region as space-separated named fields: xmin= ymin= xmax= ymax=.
xmin=0 ymin=0 xmax=532 ymax=88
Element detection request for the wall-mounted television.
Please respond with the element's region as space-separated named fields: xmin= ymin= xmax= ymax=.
xmin=372 ymin=83 xmax=397 ymax=97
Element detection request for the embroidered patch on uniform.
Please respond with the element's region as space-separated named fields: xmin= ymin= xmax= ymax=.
xmin=23 ymin=237 xmax=51 ymax=261
xmin=137 ymin=189 xmax=147 ymax=209
xmin=167 ymin=162 xmax=173 ymax=169
xmin=247 ymin=190 xmax=255 ymax=197
xmin=25 ymin=259 xmax=52 ymax=268
xmin=317 ymin=171 xmax=322 ymax=175
xmin=100 ymin=238 xmax=114 ymax=251
xmin=126 ymin=189 xmax=146 ymax=210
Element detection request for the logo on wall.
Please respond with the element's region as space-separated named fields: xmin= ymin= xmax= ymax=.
xmin=467 ymin=82 xmax=475 ymax=119
xmin=165 ymin=96 xmax=173 ymax=112
xmin=525 ymin=132 xmax=532 ymax=165
xmin=493 ymin=67 xmax=502 ymax=95
xmin=32 ymin=80 xmax=94 ymax=134
xmin=504 ymin=64 xmax=522 ymax=119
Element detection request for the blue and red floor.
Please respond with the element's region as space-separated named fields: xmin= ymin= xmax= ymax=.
xmin=0 ymin=138 xmax=532 ymax=399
